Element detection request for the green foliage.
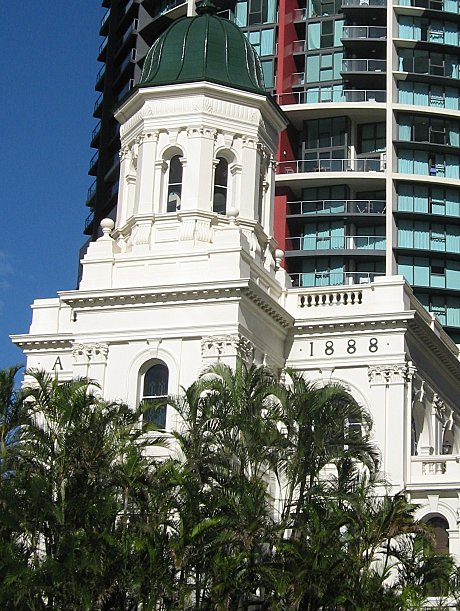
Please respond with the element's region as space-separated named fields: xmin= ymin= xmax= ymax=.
xmin=0 ymin=362 xmax=457 ymax=610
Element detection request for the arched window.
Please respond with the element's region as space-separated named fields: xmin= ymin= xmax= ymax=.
xmin=142 ymin=363 xmax=168 ymax=428
xmin=425 ymin=516 xmax=449 ymax=554
xmin=167 ymin=156 xmax=182 ymax=212
xmin=213 ymin=158 xmax=228 ymax=214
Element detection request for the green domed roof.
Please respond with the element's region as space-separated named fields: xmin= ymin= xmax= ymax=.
xmin=140 ymin=0 xmax=266 ymax=95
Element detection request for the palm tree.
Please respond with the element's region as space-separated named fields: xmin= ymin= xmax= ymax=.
xmin=1 ymin=363 xmax=457 ymax=609
xmin=2 ymin=370 xmax=163 ymax=610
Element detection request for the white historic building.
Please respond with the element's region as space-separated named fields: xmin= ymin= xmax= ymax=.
xmin=12 ymin=1 xmax=460 ymax=559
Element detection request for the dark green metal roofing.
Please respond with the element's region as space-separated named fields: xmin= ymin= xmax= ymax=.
xmin=140 ymin=0 xmax=266 ymax=95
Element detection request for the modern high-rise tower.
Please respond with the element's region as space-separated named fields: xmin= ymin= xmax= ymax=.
xmin=89 ymin=0 xmax=460 ymax=342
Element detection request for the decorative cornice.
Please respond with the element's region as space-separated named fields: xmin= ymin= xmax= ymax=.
xmin=10 ymin=337 xmax=73 ymax=352
xmin=59 ymin=281 xmax=292 ymax=329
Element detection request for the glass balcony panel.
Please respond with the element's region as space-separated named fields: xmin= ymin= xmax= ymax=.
xmin=342 ymin=59 xmax=386 ymax=72
xmin=277 ymin=158 xmax=385 ymax=174
xmin=342 ymin=26 xmax=386 ymax=39
xmin=289 ymin=271 xmax=385 ymax=287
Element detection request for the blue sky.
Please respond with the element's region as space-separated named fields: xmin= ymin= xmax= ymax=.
xmin=0 ymin=3 xmax=103 ymax=370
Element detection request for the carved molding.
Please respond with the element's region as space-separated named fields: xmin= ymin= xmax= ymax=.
xmin=138 ymin=130 xmax=159 ymax=146
xmin=186 ymin=126 xmax=217 ymax=139
xmin=120 ymin=97 xmax=265 ymax=140
xmin=72 ymin=343 xmax=109 ymax=363
xmin=368 ymin=363 xmax=416 ymax=385
xmin=132 ymin=223 xmax=151 ymax=246
xmin=201 ymin=334 xmax=255 ymax=362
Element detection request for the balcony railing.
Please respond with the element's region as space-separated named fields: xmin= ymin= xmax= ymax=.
xmin=288 ymin=199 xmax=386 ymax=215
xmin=277 ymin=89 xmax=386 ymax=105
xmin=101 ymin=8 xmax=110 ymax=27
xmin=89 ymin=151 xmax=99 ymax=172
xmin=342 ymin=26 xmax=387 ymax=39
xmin=96 ymin=65 xmax=105 ymax=86
xmin=397 ymin=0 xmax=460 ymax=13
xmin=398 ymin=57 xmax=460 ymax=79
xmin=277 ymin=157 xmax=385 ymax=174
xmin=293 ymin=7 xmax=308 ymax=20
xmin=122 ymin=19 xmax=138 ymax=44
xmin=86 ymin=180 xmax=97 ymax=203
xmin=342 ymin=0 xmax=387 ymax=6
xmin=117 ymin=79 xmax=135 ymax=102
xmin=85 ymin=211 xmax=95 ymax=230
xmin=286 ymin=235 xmax=386 ymax=251
xmin=293 ymin=40 xmax=307 ymax=53
xmin=290 ymin=271 xmax=384 ymax=287
xmin=94 ymin=92 xmax=103 ymax=113
xmin=98 ymin=37 xmax=108 ymax=57
xmin=91 ymin=122 xmax=101 ymax=142
xmin=152 ymin=0 xmax=187 ymax=18
xmin=342 ymin=59 xmax=386 ymax=73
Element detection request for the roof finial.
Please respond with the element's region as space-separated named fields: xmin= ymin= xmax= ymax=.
xmin=195 ymin=0 xmax=217 ymax=15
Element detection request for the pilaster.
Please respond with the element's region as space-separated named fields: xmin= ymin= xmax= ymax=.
xmin=134 ymin=131 xmax=159 ymax=215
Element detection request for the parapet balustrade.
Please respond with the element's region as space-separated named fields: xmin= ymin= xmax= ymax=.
xmin=410 ymin=455 xmax=460 ymax=483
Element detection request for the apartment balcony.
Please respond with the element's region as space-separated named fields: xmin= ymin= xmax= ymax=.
xmin=287 ymin=199 xmax=386 ymax=215
xmin=342 ymin=0 xmax=386 ymax=6
xmin=152 ymin=0 xmax=187 ymax=18
xmin=120 ymin=18 xmax=139 ymax=49
xmin=276 ymin=157 xmax=385 ymax=174
xmin=90 ymin=122 xmax=101 ymax=148
xmin=100 ymin=8 xmax=110 ymax=36
xmin=289 ymin=271 xmax=385 ymax=288
xmin=395 ymin=0 xmax=460 ymax=15
xmin=342 ymin=26 xmax=387 ymax=40
xmin=117 ymin=79 xmax=135 ymax=104
xmin=342 ymin=26 xmax=387 ymax=52
xmin=276 ymin=86 xmax=386 ymax=115
xmin=98 ymin=36 xmax=108 ymax=62
xmin=342 ymin=59 xmax=386 ymax=74
xmin=88 ymin=151 xmax=99 ymax=176
xmin=397 ymin=57 xmax=460 ymax=83
xmin=286 ymin=234 xmax=386 ymax=252
xmin=409 ymin=455 xmax=460 ymax=486
xmin=293 ymin=7 xmax=309 ymax=21
xmin=341 ymin=0 xmax=387 ymax=23
xmin=86 ymin=180 xmax=97 ymax=205
xmin=95 ymin=65 xmax=106 ymax=91
xmin=85 ymin=210 xmax=95 ymax=231
xmin=93 ymin=92 xmax=103 ymax=118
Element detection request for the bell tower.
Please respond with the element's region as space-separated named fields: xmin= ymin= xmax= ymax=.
xmin=14 ymin=1 xmax=292 ymax=406
xmin=79 ymin=0 xmax=288 ymax=293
